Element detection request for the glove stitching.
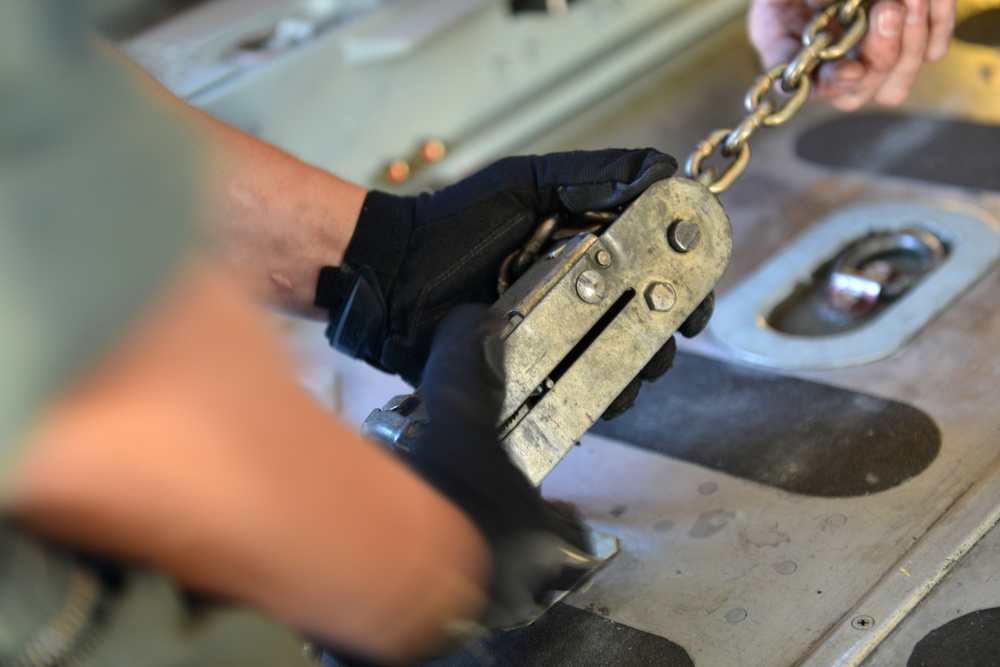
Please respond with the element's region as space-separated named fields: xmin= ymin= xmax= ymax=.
xmin=401 ymin=211 xmax=531 ymax=346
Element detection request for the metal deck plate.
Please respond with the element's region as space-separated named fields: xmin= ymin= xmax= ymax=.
xmin=150 ymin=1 xmax=1000 ymax=664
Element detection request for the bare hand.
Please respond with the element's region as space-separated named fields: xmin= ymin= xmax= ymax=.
xmin=748 ymin=0 xmax=956 ymax=111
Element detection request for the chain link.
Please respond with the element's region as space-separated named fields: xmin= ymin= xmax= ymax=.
xmin=684 ymin=0 xmax=870 ymax=194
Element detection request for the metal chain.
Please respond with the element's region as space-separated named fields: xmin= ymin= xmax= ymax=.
xmin=684 ymin=0 xmax=870 ymax=194
xmin=498 ymin=211 xmax=618 ymax=295
xmin=498 ymin=0 xmax=870 ymax=290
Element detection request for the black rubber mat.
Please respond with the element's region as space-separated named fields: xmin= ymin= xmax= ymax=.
xmin=422 ymin=604 xmax=694 ymax=667
xmin=908 ymin=608 xmax=1000 ymax=666
xmin=795 ymin=113 xmax=1000 ymax=192
xmin=591 ymin=352 xmax=941 ymax=497
xmin=325 ymin=604 xmax=693 ymax=667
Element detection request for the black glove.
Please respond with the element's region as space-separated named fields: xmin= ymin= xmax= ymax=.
xmin=314 ymin=149 xmax=678 ymax=386
xmin=599 ymin=290 xmax=714 ymax=420
xmin=399 ymin=305 xmax=591 ymax=632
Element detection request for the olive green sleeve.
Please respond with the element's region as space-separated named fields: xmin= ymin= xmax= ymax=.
xmin=0 ymin=524 xmax=316 ymax=667
xmin=0 ymin=0 xmax=202 ymax=497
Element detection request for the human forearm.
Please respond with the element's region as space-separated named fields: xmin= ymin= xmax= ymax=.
xmin=194 ymin=108 xmax=368 ymax=316
xmin=113 ymin=44 xmax=367 ymax=316
xmin=8 ymin=263 xmax=489 ymax=663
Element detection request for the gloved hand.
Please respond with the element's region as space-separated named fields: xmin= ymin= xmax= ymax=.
xmin=398 ymin=305 xmax=594 ymax=636
xmin=748 ymin=0 xmax=954 ymax=112
xmin=314 ymin=149 xmax=677 ymax=386
xmin=600 ymin=291 xmax=714 ymax=420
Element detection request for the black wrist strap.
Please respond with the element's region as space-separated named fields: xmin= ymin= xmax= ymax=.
xmin=313 ymin=191 xmax=414 ymax=362
xmin=315 ymin=265 xmax=387 ymax=360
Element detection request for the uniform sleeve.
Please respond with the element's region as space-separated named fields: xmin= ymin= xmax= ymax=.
xmin=0 ymin=0 xmax=203 ymax=496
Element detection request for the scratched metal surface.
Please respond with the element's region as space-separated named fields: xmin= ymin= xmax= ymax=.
xmin=521 ymin=7 xmax=1000 ymax=667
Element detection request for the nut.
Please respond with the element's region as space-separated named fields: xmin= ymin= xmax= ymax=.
xmin=645 ymin=282 xmax=677 ymax=312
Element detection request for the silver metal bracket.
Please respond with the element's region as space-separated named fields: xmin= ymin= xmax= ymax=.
xmin=493 ymin=177 xmax=732 ymax=484
xmin=363 ymin=177 xmax=732 ymax=484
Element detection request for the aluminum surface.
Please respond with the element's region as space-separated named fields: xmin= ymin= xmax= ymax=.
xmin=522 ymin=6 xmax=1000 ymax=665
xmin=160 ymin=1 xmax=1000 ymax=664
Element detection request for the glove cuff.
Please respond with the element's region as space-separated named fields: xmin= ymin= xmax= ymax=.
xmin=314 ymin=190 xmax=415 ymax=362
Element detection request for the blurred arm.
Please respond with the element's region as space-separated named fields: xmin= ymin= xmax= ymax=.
xmin=8 ymin=262 xmax=490 ymax=665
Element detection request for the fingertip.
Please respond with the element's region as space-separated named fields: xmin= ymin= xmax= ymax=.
xmin=875 ymin=1 xmax=905 ymax=38
xmin=817 ymin=60 xmax=865 ymax=93
xmin=830 ymin=93 xmax=869 ymax=113
xmin=924 ymin=39 xmax=950 ymax=61
xmin=874 ymin=85 xmax=909 ymax=106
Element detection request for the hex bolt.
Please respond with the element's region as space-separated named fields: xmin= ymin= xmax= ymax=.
xmin=668 ymin=219 xmax=702 ymax=253
xmin=576 ymin=270 xmax=606 ymax=304
xmin=645 ymin=282 xmax=677 ymax=312
xmin=851 ymin=615 xmax=875 ymax=630
xmin=595 ymin=249 xmax=612 ymax=267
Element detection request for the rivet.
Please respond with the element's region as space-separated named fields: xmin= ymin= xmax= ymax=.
xmin=595 ymin=249 xmax=612 ymax=267
xmin=725 ymin=608 xmax=748 ymax=623
xmin=576 ymin=271 xmax=606 ymax=304
xmin=385 ymin=159 xmax=410 ymax=184
xmin=775 ymin=561 xmax=797 ymax=575
xmin=668 ymin=219 xmax=702 ymax=253
xmin=419 ymin=139 xmax=446 ymax=163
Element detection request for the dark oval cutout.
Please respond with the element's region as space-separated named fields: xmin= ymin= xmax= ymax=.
xmin=418 ymin=604 xmax=694 ymax=667
xmin=591 ymin=352 xmax=941 ymax=497
xmin=795 ymin=113 xmax=1000 ymax=193
xmin=955 ymin=7 xmax=1000 ymax=47
xmin=908 ymin=608 xmax=1000 ymax=666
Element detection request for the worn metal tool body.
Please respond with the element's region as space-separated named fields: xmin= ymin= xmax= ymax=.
xmin=362 ymin=177 xmax=732 ymax=485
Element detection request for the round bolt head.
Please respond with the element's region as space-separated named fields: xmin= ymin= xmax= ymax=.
xmin=668 ymin=219 xmax=701 ymax=253
xmin=386 ymin=159 xmax=411 ymax=184
xmin=595 ymin=249 xmax=612 ymax=267
xmin=419 ymin=139 xmax=446 ymax=163
xmin=576 ymin=270 xmax=606 ymax=304
xmin=645 ymin=282 xmax=677 ymax=312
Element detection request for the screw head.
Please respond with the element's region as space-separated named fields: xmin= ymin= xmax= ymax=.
xmin=851 ymin=615 xmax=875 ymax=630
xmin=668 ymin=219 xmax=702 ymax=253
xmin=645 ymin=282 xmax=677 ymax=312
xmin=576 ymin=271 xmax=606 ymax=304
xmin=595 ymin=249 xmax=612 ymax=267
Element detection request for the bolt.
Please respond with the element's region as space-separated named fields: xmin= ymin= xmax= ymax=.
xmin=645 ymin=282 xmax=676 ymax=312
xmin=419 ymin=139 xmax=446 ymax=163
xmin=668 ymin=219 xmax=702 ymax=253
xmin=576 ymin=271 xmax=606 ymax=304
xmin=851 ymin=615 xmax=875 ymax=630
xmin=595 ymin=249 xmax=612 ymax=267
xmin=385 ymin=159 xmax=410 ymax=184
